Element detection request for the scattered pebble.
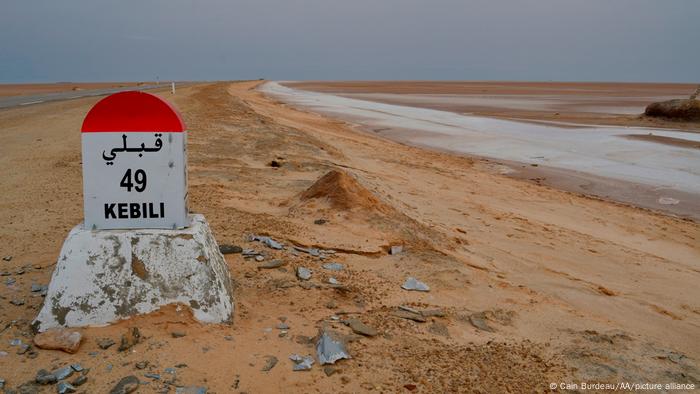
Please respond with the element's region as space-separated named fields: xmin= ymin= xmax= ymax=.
xmin=118 ymin=327 xmax=141 ymax=352
xmin=57 ymin=381 xmax=77 ymax=394
xmin=389 ymin=245 xmax=404 ymax=255
xmin=276 ymin=323 xmax=289 ymax=330
xmin=296 ymin=267 xmax=312 ymax=280
xmin=469 ymin=312 xmax=495 ymax=332
xmin=391 ymin=309 xmax=427 ymax=322
xmin=322 ymin=262 xmax=344 ymax=271
xmin=109 ymin=375 xmax=139 ymax=394
xmin=262 ymin=355 xmax=278 ymax=371
xmin=10 ymin=299 xmax=24 ymax=306
xmin=34 ymin=329 xmax=82 ymax=354
xmin=171 ymin=331 xmax=187 ymax=338
xmin=258 ymin=259 xmax=285 ymax=269
xmin=53 ymin=365 xmax=74 ymax=380
xmin=70 ymin=364 xmax=83 ymax=373
xmin=71 ymin=375 xmax=88 ymax=387
xmin=401 ymin=277 xmax=430 ymax=292
xmin=2 ymin=256 xmax=11 ymax=262
xmin=135 ymin=361 xmax=148 ymax=370
xmin=144 ymin=373 xmax=161 ymax=380
xmin=255 ymin=255 xmax=265 ymax=262
xmin=314 ymin=219 xmax=327 ymax=225
xmin=323 ymin=365 xmax=339 ymax=376
xmin=316 ymin=328 xmax=351 ymax=365
xmin=98 ymin=338 xmax=116 ymax=349
xmin=250 ymin=235 xmax=284 ymax=250
xmin=218 ymin=244 xmax=243 ymax=254
xmin=343 ymin=318 xmax=378 ymax=337
xmin=289 ymin=354 xmax=314 ymax=371
xmin=328 ymin=277 xmax=339 ymax=285
xmin=35 ymin=369 xmax=57 ymax=385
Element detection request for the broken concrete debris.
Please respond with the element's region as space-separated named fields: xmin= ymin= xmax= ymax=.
xmin=249 ymin=234 xmax=284 ymax=250
xmin=401 ymin=277 xmax=430 ymax=292
xmin=289 ymin=354 xmax=314 ymax=371
xmin=296 ymin=266 xmax=312 ymax=280
xmin=316 ymin=328 xmax=351 ymax=365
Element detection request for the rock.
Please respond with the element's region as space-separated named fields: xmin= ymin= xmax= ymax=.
xmin=35 ymin=369 xmax=57 ymax=385
xmin=171 ymin=331 xmax=187 ymax=338
xmin=30 ymin=284 xmax=47 ymax=293
xmin=429 ymin=321 xmax=450 ymax=337
xmin=401 ymin=277 xmax=430 ymax=292
xmin=70 ymin=364 xmax=83 ymax=372
xmin=314 ymin=219 xmax=327 ymax=225
xmin=175 ymin=387 xmax=207 ymax=394
xmin=97 ymin=338 xmax=115 ymax=349
xmin=645 ymin=99 xmax=700 ymax=121
xmin=218 ymin=244 xmax=242 ymax=254
xmin=0 ymin=378 xmax=4 ymax=389
xmin=255 ymin=255 xmax=265 ymax=262
xmin=269 ymin=159 xmax=282 ymax=168
xmin=277 ymin=323 xmax=289 ymax=330
xmin=389 ymin=245 xmax=403 ymax=255
xmin=294 ymin=335 xmax=313 ymax=345
xmin=296 ymin=267 xmax=312 ymax=281
xmin=109 ymin=376 xmax=139 ymax=394
xmin=323 ymin=366 xmax=339 ymax=376
xmin=33 ymin=329 xmax=82 ymax=354
xmin=344 ymin=318 xmax=378 ymax=337
xmin=391 ymin=309 xmax=427 ymax=322
xmin=469 ymin=312 xmax=495 ymax=332
xmin=119 ymin=327 xmax=141 ymax=352
xmin=421 ymin=308 xmax=446 ymax=318
xmin=293 ymin=246 xmax=321 ymax=257
xmin=289 ymin=354 xmax=314 ymax=371
xmin=2 ymin=256 xmax=11 ymax=261
xmin=328 ymin=277 xmax=339 ymax=285
xmin=250 ymin=235 xmax=284 ymax=250
xmin=322 ymin=262 xmax=344 ymax=271
xmin=15 ymin=343 xmax=29 ymax=355
xmin=53 ymin=366 xmax=73 ymax=380
xmin=10 ymin=299 xmax=25 ymax=306
xmin=325 ymin=300 xmax=337 ymax=309
xmin=71 ymin=375 xmax=87 ymax=387
xmin=316 ymin=328 xmax=351 ymax=365
xmin=258 ymin=259 xmax=285 ymax=269
xmin=261 ymin=355 xmax=278 ymax=371
xmin=144 ymin=373 xmax=160 ymax=380
xmin=135 ymin=361 xmax=148 ymax=370
xmin=57 ymin=382 xmax=76 ymax=394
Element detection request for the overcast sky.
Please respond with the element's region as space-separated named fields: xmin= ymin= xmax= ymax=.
xmin=1 ymin=0 xmax=698 ymax=83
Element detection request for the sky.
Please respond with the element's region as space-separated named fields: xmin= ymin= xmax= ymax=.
xmin=1 ymin=0 xmax=698 ymax=83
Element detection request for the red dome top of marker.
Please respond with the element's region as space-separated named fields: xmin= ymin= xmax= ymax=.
xmin=81 ymin=91 xmax=185 ymax=132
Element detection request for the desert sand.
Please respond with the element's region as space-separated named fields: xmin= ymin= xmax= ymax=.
xmin=0 ymin=81 xmax=698 ymax=393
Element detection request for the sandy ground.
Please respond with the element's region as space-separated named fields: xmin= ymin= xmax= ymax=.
xmin=0 ymin=81 xmax=699 ymax=393
xmin=286 ymin=81 xmax=700 ymax=132
xmin=0 ymin=83 xmax=157 ymax=98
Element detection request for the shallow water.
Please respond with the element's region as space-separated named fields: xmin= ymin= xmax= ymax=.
xmin=262 ymin=82 xmax=700 ymax=197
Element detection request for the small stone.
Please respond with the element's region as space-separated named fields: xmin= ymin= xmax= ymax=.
xmin=325 ymin=300 xmax=337 ymax=309
xmin=255 ymin=255 xmax=265 ymax=262
xmin=0 ymin=378 xmax=4 ymax=389
xmin=70 ymin=364 xmax=83 ymax=372
xmin=344 ymin=318 xmax=378 ymax=337
xmin=276 ymin=323 xmax=289 ymax=330
xmin=316 ymin=328 xmax=351 ymax=365
xmin=314 ymin=219 xmax=327 ymax=225
xmin=294 ymin=335 xmax=313 ymax=345
xmin=219 ymin=245 xmax=243 ymax=254
xmin=109 ymin=375 xmax=139 ymax=394
xmin=322 ymin=262 xmax=344 ymax=271
xmin=328 ymin=277 xmax=339 ymax=285
xmin=429 ymin=321 xmax=450 ymax=337
xmin=5 ymin=277 xmax=15 ymax=285
xmin=289 ymin=354 xmax=314 ymax=371
xmin=279 ymin=331 xmax=288 ymax=337
xmin=258 ymin=259 xmax=285 ymax=269
xmin=10 ymin=299 xmax=24 ymax=306
xmin=323 ymin=366 xmax=339 ymax=376
xmin=391 ymin=309 xmax=427 ymax=322
xmin=389 ymin=245 xmax=403 ymax=255
xmin=250 ymin=235 xmax=284 ymax=250
xmin=118 ymin=327 xmax=141 ymax=351
xmin=164 ymin=368 xmax=176 ymax=374
xmin=53 ymin=366 xmax=73 ymax=380
xmin=175 ymin=387 xmax=207 ymax=394
xmin=17 ymin=343 xmax=30 ymax=355
xmin=30 ymin=284 xmax=47 ymax=293
xmin=33 ymin=329 xmax=82 ymax=354
xmin=134 ymin=361 xmax=148 ymax=370
xmin=341 ymin=376 xmax=351 ymax=384
xmin=98 ymin=338 xmax=115 ymax=349
xmin=35 ymin=369 xmax=57 ymax=385
xmin=171 ymin=331 xmax=187 ymax=338
xmin=401 ymin=277 xmax=430 ymax=292
xmin=57 ymin=381 xmax=77 ymax=394
xmin=144 ymin=373 xmax=160 ymax=380
xmin=224 ymin=335 xmax=233 ymax=341
xmin=296 ymin=267 xmax=312 ymax=280
xmin=2 ymin=256 xmax=11 ymax=261
xmin=71 ymin=375 xmax=87 ymax=387
xmin=261 ymin=355 xmax=278 ymax=371
xmin=10 ymin=338 xmax=23 ymax=346
xmin=175 ymin=363 xmax=188 ymax=368
xmin=469 ymin=312 xmax=495 ymax=332
xmin=421 ymin=309 xmax=446 ymax=318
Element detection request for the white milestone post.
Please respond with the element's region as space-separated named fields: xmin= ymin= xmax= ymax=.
xmin=171 ymin=81 xmax=176 ymax=94
xmin=34 ymin=91 xmax=233 ymax=332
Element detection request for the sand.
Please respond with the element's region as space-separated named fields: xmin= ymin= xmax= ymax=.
xmin=0 ymin=81 xmax=698 ymax=392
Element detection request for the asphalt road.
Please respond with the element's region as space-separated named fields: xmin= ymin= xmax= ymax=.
xmin=0 ymin=84 xmax=166 ymax=109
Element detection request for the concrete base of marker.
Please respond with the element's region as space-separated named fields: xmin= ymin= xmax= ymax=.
xmin=33 ymin=214 xmax=233 ymax=332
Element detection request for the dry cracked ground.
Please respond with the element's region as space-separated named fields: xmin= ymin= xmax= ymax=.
xmin=0 ymin=81 xmax=698 ymax=393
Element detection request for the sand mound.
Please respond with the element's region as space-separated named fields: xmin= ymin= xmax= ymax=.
xmin=644 ymin=99 xmax=700 ymax=121
xmin=298 ymin=169 xmax=392 ymax=214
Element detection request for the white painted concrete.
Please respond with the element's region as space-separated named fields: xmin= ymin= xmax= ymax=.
xmin=34 ymin=214 xmax=233 ymax=331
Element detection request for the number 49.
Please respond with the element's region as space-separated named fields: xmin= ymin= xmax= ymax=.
xmin=120 ymin=169 xmax=147 ymax=192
